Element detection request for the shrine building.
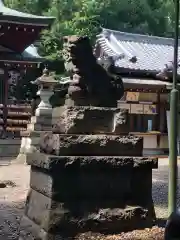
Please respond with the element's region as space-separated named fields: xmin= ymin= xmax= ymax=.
xmin=0 ymin=0 xmax=54 ymax=157
xmin=95 ymin=28 xmax=180 ymax=156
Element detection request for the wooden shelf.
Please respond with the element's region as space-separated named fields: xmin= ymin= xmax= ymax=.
xmin=7 ymin=111 xmax=31 ymax=117
xmin=0 ymin=104 xmax=31 ymax=109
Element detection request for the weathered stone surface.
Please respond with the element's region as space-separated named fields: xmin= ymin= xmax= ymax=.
xmin=27 ymin=123 xmax=52 ymax=131
xmin=133 ymin=158 xmax=158 ymax=169
xmin=30 ymin=166 xmax=131 ymax=200
xmin=40 ymin=133 xmax=143 ymax=156
xmin=62 ymin=35 xmax=124 ymax=107
xmin=26 ymin=116 xmax=53 ymax=132
xmin=25 ymin=189 xmax=151 ymax=234
xmin=128 ymin=168 xmax=155 ymax=220
xmin=20 ymin=131 xmax=44 ymax=138
xmin=30 ymin=168 xmax=54 ymax=198
xmin=19 ymin=216 xmax=50 ymax=240
xmin=113 ymin=110 xmax=129 ymax=133
xmin=25 ymin=189 xmax=69 ymax=233
xmin=19 ymin=215 xmax=73 ymax=240
xmin=26 ymin=153 xmax=158 ymax=171
xmin=19 ymin=131 xmax=52 ymax=155
xmin=53 ymin=106 xmax=129 ymax=134
xmin=35 ymin=108 xmax=53 ymax=117
xmin=19 ymin=34 xmax=158 ymax=239
xmin=19 ymin=216 xmax=72 ymax=240
xmin=30 ymin=116 xmax=52 ymax=125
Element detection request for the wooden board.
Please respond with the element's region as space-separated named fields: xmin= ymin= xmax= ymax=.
xmin=130 ymin=104 xmax=143 ymax=114
xmin=118 ymin=103 xmax=130 ymax=112
xmin=126 ymin=92 xmax=139 ymax=101
xmin=144 ymin=104 xmax=157 ymax=114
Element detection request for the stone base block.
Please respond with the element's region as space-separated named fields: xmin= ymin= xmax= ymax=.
xmin=30 ymin=166 xmax=131 ymax=200
xmin=26 ymin=153 xmax=158 ymax=171
xmin=19 ymin=131 xmax=51 ymax=156
xmin=27 ymin=123 xmax=52 ymax=131
xmin=19 ymin=216 xmax=51 ymax=240
xmin=20 ymin=188 xmax=152 ymax=238
xmin=27 ymin=116 xmax=52 ymax=131
xmin=20 ymin=153 xmax=157 ymax=238
xmin=53 ymin=106 xmax=129 ymax=134
xmin=0 ymin=139 xmax=21 ymax=158
xmin=30 ymin=116 xmax=52 ymax=125
xmin=40 ymin=133 xmax=143 ymax=156
xmin=35 ymin=108 xmax=53 ymax=117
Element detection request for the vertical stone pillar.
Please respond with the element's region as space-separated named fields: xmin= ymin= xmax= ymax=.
xmin=16 ymin=68 xmax=58 ymax=164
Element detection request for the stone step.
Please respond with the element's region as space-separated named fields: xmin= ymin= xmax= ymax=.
xmin=53 ymin=106 xmax=129 ymax=134
xmin=24 ymin=188 xmax=152 ymax=235
xmin=39 ymin=133 xmax=143 ymax=156
xmin=0 ymin=139 xmax=21 ymax=158
xmin=26 ymin=153 xmax=158 ymax=171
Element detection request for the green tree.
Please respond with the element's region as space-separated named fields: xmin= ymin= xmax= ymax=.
xmin=3 ymin=0 xmax=175 ymax=102
xmin=5 ymin=0 xmax=50 ymax=14
xmin=5 ymin=0 xmax=174 ymax=61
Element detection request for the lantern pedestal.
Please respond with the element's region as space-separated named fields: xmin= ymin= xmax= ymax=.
xmin=15 ymin=69 xmax=58 ymax=164
xmin=35 ymin=88 xmax=54 ymax=116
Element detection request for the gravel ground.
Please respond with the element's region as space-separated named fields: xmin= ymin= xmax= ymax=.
xmin=153 ymin=158 xmax=180 ymax=219
xmin=0 ymin=158 xmax=177 ymax=239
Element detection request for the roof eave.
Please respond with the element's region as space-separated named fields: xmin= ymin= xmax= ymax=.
xmin=0 ymin=15 xmax=55 ymax=27
xmin=113 ymin=66 xmax=158 ymax=75
xmin=0 ymin=55 xmax=45 ymax=63
xmin=112 ymin=66 xmax=179 ymax=81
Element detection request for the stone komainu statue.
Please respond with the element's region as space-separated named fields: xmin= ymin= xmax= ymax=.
xmin=97 ymin=55 xmax=124 ymax=97
xmin=62 ymin=35 xmax=124 ymax=106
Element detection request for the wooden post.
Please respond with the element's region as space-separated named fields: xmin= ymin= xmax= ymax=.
xmin=156 ymin=92 xmax=161 ymax=131
xmin=156 ymin=92 xmax=161 ymax=147
xmin=2 ymin=68 xmax=8 ymax=138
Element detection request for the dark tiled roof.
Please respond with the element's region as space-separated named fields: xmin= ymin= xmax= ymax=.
xmin=96 ymin=28 xmax=180 ymax=73
xmin=59 ymin=76 xmax=176 ymax=91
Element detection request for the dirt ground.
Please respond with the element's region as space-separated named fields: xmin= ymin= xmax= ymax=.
xmin=0 ymin=164 xmax=30 ymax=240
xmin=0 ymin=159 xmax=172 ymax=240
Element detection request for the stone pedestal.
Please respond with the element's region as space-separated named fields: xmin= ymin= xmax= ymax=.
xmin=19 ymin=36 xmax=158 ymax=239
xmin=16 ymin=110 xmax=53 ymax=164
xmin=16 ymin=122 xmax=53 ymax=164
xmin=16 ymin=69 xmax=57 ymax=164
xmin=19 ymin=106 xmax=157 ymax=239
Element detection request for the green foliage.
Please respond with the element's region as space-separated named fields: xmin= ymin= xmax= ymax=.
xmin=4 ymin=0 xmax=176 ymax=62
xmin=2 ymin=0 xmax=176 ymax=103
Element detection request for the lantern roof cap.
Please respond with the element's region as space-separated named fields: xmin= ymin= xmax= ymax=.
xmin=33 ymin=68 xmax=58 ymax=85
xmin=0 ymin=0 xmax=55 ymax=26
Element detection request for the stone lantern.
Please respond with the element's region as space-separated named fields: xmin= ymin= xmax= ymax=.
xmin=16 ymin=68 xmax=58 ymax=163
xmin=32 ymin=68 xmax=58 ymax=116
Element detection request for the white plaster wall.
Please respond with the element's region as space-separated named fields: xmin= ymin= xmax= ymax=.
xmin=142 ymin=135 xmax=157 ymax=149
xmin=132 ymin=134 xmax=158 ymax=149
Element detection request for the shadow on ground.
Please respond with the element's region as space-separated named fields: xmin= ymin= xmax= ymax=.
xmin=0 ymin=200 xmax=25 ymax=240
